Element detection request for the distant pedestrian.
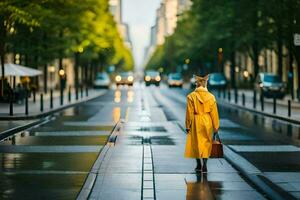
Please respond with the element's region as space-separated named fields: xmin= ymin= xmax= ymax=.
xmin=185 ymin=75 xmax=220 ymax=173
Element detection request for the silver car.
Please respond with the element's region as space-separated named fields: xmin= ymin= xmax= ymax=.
xmin=255 ymin=73 xmax=286 ymax=98
xmin=93 ymin=72 xmax=110 ymax=89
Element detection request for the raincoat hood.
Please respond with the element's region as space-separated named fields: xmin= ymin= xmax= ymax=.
xmin=194 ymin=87 xmax=215 ymax=113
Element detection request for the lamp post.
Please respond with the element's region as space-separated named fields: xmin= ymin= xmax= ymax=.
xmin=48 ymin=66 xmax=55 ymax=90
xmin=218 ymin=48 xmax=223 ymax=72
xmin=59 ymin=68 xmax=65 ymax=105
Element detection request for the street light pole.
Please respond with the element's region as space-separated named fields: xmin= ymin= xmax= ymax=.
xmin=218 ymin=48 xmax=223 ymax=73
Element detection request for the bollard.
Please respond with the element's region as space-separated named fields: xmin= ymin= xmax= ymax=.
xmin=25 ymin=90 xmax=28 ymax=115
xmin=228 ymin=90 xmax=231 ymax=102
xmin=234 ymin=89 xmax=238 ymax=104
xmin=68 ymin=86 xmax=71 ymax=102
xmin=75 ymin=86 xmax=79 ymax=100
xmin=86 ymin=86 xmax=88 ymax=97
xmin=60 ymin=88 xmax=63 ymax=105
xmin=9 ymin=92 xmax=13 ymax=116
xmin=288 ymin=100 xmax=291 ymax=117
xmin=50 ymin=90 xmax=53 ymax=109
xmin=242 ymin=93 xmax=245 ymax=106
xmin=253 ymin=90 xmax=257 ymax=109
xmin=33 ymin=89 xmax=36 ymax=103
xmin=260 ymin=93 xmax=264 ymax=111
xmin=80 ymin=85 xmax=83 ymax=98
xmin=40 ymin=94 xmax=44 ymax=112
xmin=273 ymin=96 xmax=276 ymax=114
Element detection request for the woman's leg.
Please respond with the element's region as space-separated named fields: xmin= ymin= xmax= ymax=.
xmin=195 ymin=159 xmax=202 ymax=171
xmin=202 ymin=158 xmax=207 ymax=173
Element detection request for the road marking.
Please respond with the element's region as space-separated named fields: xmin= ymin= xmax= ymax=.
xmin=0 ymin=145 xmax=102 ymax=153
xmin=229 ymin=145 xmax=300 ymax=152
xmin=33 ymin=131 xmax=110 ymax=136
xmin=142 ymin=139 xmax=155 ymax=200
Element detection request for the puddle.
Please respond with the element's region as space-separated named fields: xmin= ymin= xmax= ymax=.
xmin=150 ymin=136 xmax=175 ymax=145
xmin=124 ymin=126 xmax=167 ymax=132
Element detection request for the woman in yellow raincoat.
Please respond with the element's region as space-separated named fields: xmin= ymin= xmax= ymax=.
xmin=185 ymin=75 xmax=220 ymax=173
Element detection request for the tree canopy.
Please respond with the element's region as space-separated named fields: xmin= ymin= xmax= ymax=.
xmin=146 ymin=0 xmax=300 ymax=84
xmin=0 ymin=0 xmax=134 ymax=71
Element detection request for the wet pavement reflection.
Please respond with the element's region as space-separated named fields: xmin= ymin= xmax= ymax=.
xmin=0 ymin=89 xmax=125 ymax=199
xmin=185 ymin=174 xmax=215 ymax=200
xmin=2 ymin=85 xmax=298 ymax=199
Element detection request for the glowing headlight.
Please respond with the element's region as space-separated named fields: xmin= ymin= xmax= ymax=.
xmin=115 ymin=75 xmax=121 ymax=82
xmin=128 ymin=76 xmax=134 ymax=82
xmin=145 ymin=76 xmax=151 ymax=81
xmin=155 ymin=76 xmax=161 ymax=82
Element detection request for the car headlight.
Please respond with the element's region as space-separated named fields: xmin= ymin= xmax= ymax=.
xmin=128 ymin=76 xmax=134 ymax=82
xmin=259 ymin=83 xmax=264 ymax=88
xmin=145 ymin=76 xmax=151 ymax=81
xmin=155 ymin=76 xmax=161 ymax=81
xmin=115 ymin=75 xmax=121 ymax=82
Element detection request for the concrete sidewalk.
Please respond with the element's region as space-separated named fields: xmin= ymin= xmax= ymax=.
xmin=0 ymin=89 xmax=107 ymax=119
xmin=78 ymin=88 xmax=266 ymax=200
xmin=215 ymin=89 xmax=300 ymax=124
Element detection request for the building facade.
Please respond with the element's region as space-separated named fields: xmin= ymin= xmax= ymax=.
xmin=109 ymin=0 xmax=132 ymax=49
xmin=144 ymin=0 xmax=191 ymax=65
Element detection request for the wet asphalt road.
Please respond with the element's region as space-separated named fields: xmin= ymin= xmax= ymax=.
xmin=0 ymin=84 xmax=300 ymax=199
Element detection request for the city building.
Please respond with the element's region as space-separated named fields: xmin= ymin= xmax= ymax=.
xmin=109 ymin=0 xmax=132 ymax=50
xmin=144 ymin=0 xmax=192 ymax=65
xmin=177 ymin=0 xmax=192 ymax=14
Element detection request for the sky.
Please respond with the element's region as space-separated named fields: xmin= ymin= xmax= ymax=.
xmin=122 ymin=0 xmax=161 ymax=69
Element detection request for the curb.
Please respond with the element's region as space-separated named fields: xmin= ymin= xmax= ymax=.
xmin=218 ymin=99 xmax=300 ymax=125
xmin=0 ymin=91 xmax=107 ymax=140
xmin=76 ymin=120 xmax=123 ymax=200
xmin=0 ymin=117 xmax=50 ymax=140
xmin=0 ymin=91 xmax=107 ymax=120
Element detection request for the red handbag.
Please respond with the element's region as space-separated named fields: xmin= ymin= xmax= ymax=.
xmin=210 ymin=133 xmax=223 ymax=158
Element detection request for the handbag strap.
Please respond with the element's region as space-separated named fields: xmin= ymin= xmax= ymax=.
xmin=213 ymin=132 xmax=221 ymax=142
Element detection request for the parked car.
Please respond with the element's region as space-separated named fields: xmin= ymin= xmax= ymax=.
xmin=255 ymin=73 xmax=286 ymax=98
xmin=115 ymin=72 xmax=134 ymax=86
xmin=144 ymin=70 xmax=161 ymax=86
xmin=168 ymin=73 xmax=183 ymax=88
xmin=207 ymin=73 xmax=227 ymax=89
xmin=93 ymin=72 xmax=110 ymax=89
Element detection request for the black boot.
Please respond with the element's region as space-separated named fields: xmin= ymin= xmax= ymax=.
xmin=195 ymin=159 xmax=202 ymax=172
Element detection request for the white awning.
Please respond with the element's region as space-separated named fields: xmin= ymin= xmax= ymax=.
xmin=0 ymin=63 xmax=42 ymax=77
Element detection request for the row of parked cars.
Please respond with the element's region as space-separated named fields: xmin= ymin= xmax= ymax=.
xmin=93 ymin=71 xmax=287 ymax=99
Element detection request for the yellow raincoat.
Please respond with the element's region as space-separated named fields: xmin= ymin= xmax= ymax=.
xmin=185 ymin=87 xmax=220 ymax=158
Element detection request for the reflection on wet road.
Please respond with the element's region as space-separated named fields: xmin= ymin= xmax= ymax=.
xmin=0 ymin=88 xmax=136 ymax=199
xmin=185 ymin=174 xmax=215 ymax=200
xmin=1 ymin=85 xmax=299 ymax=199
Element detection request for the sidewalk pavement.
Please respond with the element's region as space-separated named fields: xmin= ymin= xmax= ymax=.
xmin=0 ymin=89 xmax=107 ymax=119
xmin=216 ymin=89 xmax=300 ymax=124
xmin=238 ymin=89 xmax=300 ymax=108
xmin=78 ymin=88 xmax=266 ymax=200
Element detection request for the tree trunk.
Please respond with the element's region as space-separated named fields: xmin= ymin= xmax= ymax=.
xmin=43 ymin=33 xmax=48 ymax=93
xmin=74 ymin=52 xmax=79 ymax=100
xmin=252 ymin=41 xmax=259 ymax=82
xmin=84 ymin=63 xmax=88 ymax=85
xmin=43 ymin=64 xmax=48 ymax=93
xmin=0 ymin=17 xmax=6 ymax=98
xmin=230 ymin=51 xmax=236 ymax=88
xmin=88 ymin=62 xmax=93 ymax=86
xmin=277 ymin=22 xmax=283 ymax=77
